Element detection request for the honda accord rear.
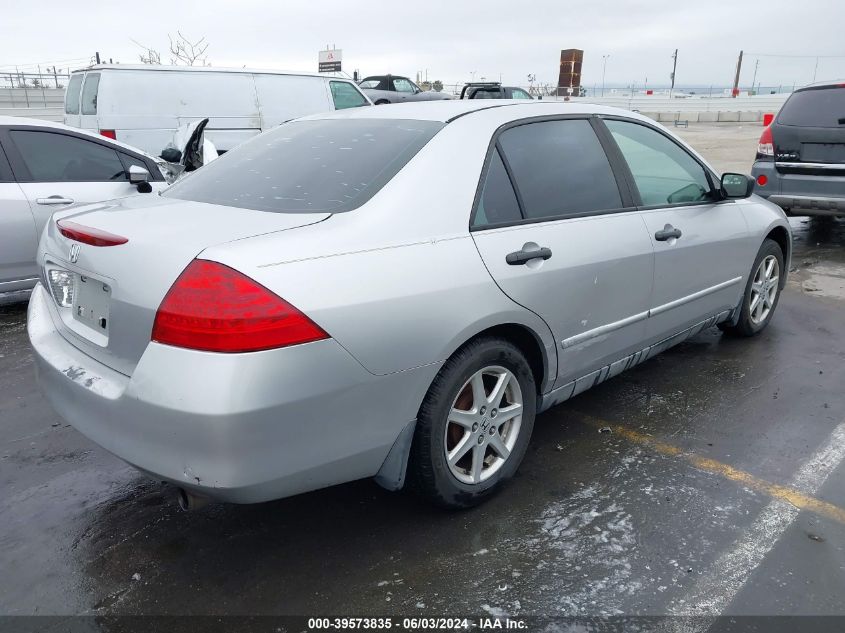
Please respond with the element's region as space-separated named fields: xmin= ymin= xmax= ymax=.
xmin=29 ymin=101 xmax=790 ymax=509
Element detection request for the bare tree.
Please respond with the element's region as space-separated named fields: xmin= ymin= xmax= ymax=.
xmin=132 ymin=39 xmax=162 ymax=65
xmin=131 ymin=33 xmax=210 ymax=66
xmin=169 ymin=32 xmax=210 ymax=66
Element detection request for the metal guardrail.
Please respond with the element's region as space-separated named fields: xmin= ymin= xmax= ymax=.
xmin=554 ymin=94 xmax=790 ymax=113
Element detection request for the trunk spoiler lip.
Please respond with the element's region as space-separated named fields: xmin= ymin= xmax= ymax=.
xmin=56 ymin=219 xmax=128 ymax=247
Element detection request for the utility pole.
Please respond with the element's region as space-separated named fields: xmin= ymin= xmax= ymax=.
xmin=669 ymin=49 xmax=678 ymax=98
xmin=751 ymin=59 xmax=759 ymax=95
xmin=732 ymin=50 xmax=743 ymax=98
xmin=813 ymin=56 xmax=819 ymax=82
xmin=601 ymin=54 xmax=609 ymax=97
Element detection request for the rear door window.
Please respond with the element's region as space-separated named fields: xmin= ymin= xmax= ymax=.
xmin=330 ymin=81 xmax=369 ymax=110
xmin=164 ymin=118 xmax=443 ymax=213
xmin=10 ymin=130 xmax=125 ymax=182
xmin=777 ymin=87 xmax=845 ymax=127
xmin=497 ymin=119 xmax=623 ymax=220
xmin=604 ymin=119 xmax=713 ymax=206
xmin=65 ymin=74 xmax=83 ymax=114
xmin=473 ymin=149 xmax=522 ymax=228
xmin=81 ymin=73 xmax=100 ymax=115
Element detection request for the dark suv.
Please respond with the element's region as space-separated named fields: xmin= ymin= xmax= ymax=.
xmin=752 ymin=80 xmax=845 ymax=216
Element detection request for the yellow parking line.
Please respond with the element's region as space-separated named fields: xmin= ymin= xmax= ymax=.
xmin=578 ymin=413 xmax=845 ymax=526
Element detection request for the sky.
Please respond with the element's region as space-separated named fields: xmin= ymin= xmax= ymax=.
xmin=2 ymin=0 xmax=844 ymax=90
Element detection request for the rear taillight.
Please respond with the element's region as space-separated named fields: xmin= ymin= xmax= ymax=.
xmin=757 ymin=125 xmax=774 ymax=159
xmin=57 ymin=219 xmax=128 ymax=246
xmin=99 ymin=129 xmax=116 ymax=140
xmin=151 ymin=260 xmax=329 ymax=353
xmin=756 ymin=174 xmax=768 ymax=187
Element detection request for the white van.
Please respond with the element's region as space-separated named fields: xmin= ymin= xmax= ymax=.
xmin=63 ymin=65 xmax=372 ymax=155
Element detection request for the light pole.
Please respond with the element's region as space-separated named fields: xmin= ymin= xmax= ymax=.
xmin=601 ymin=55 xmax=610 ymax=97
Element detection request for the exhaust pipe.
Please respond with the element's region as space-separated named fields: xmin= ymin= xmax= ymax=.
xmin=176 ymin=488 xmax=209 ymax=512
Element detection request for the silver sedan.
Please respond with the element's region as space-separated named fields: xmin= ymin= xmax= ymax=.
xmin=28 ymin=101 xmax=791 ymax=509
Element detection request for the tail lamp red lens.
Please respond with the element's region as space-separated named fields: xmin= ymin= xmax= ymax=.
xmin=152 ymin=259 xmax=329 ymax=353
xmin=99 ymin=129 xmax=117 ymax=140
xmin=756 ymin=174 xmax=768 ymax=187
xmin=57 ymin=219 xmax=128 ymax=246
xmin=757 ymin=125 xmax=774 ymax=158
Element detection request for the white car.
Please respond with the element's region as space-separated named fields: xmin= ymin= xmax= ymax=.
xmin=0 ymin=117 xmax=167 ymax=301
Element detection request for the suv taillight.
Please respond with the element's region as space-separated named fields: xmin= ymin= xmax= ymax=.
xmin=152 ymin=260 xmax=329 ymax=353
xmin=757 ymin=125 xmax=774 ymax=159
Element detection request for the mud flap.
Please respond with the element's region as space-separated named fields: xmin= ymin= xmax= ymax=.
xmin=373 ymin=419 xmax=417 ymax=491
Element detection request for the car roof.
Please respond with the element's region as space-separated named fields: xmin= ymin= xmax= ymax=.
xmin=71 ymin=64 xmax=355 ymax=81
xmin=0 ymin=115 xmax=158 ymax=158
xmin=797 ymin=79 xmax=845 ymax=90
xmin=302 ymin=99 xmax=650 ymax=123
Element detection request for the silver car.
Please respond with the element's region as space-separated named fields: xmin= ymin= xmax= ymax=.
xmin=0 ymin=117 xmax=167 ymax=302
xmin=359 ymin=75 xmax=452 ymax=105
xmin=28 ymin=101 xmax=791 ymax=509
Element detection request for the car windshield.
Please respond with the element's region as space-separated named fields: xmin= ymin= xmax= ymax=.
xmin=777 ymin=87 xmax=845 ymax=127
xmin=163 ymin=118 xmax=443 ymax=213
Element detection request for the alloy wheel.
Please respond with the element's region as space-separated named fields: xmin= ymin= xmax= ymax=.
xmin=749 ymin=254 xmax=780 ymax=325
xmin=444 ymin=365 xmax=523 ymax=485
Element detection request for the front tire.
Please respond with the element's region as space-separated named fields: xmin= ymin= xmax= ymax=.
xmin=409 ymin=337 xmax=536 ymax=509
xmin=720 ymin=238 xmax=784 ymax=337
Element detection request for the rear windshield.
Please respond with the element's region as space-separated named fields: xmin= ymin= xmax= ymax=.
xmin=65 ymin=74 xmax=83 ymax=114
xmin=163 ymin=119 xmax=443 ymax=213
xmin=778 ymin=87 xmax=845 ymax=127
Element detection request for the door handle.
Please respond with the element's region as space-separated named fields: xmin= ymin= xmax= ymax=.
xmin=506 ymin=246 xmax=553 ymax=265
xmin=36 ymin=196 xmax=75 ymax=206
xmin=654 ymin=225 xmax=682 ymax=241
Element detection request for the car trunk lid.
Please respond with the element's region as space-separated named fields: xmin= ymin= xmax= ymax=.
xmin=41 ymin=195 xmax=329 ymax=375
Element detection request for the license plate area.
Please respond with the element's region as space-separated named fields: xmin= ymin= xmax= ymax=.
xmin=73 ymin=274 xmax=111 ymax=336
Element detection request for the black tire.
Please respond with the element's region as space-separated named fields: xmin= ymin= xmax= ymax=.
xmin=720 ymin=238 xmax=784 ymax=337
xmin=408 ymin=337 xmax=536 ymax=509
xmin=375 ymin=99 xmax=390 ymax=105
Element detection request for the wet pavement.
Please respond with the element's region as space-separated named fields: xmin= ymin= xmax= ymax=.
xmin=1 ymin=127 xmax=845 ymax=624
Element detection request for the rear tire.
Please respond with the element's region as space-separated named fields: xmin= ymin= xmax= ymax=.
xmin=720 ymin=238 xmax=784 ymax=337
xmin=375 ymin=99 xmax=390 ymax=105
xmin=408 ymin=337 xmax=536 ymax=509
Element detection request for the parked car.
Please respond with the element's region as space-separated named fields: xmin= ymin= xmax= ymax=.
xmin=28 ymin=101 xmax=790 ymax=510
xmin=752 ymin=80 xmax=845 ymax=216
xmin=64 ymin=65 xmax=371 ymax=156
xmin=358 ymin=75 xmax=452 ymax=104
xmin=0 ymin=116 xmax=166 ymax=301
xmin=460 ymin=82 xmax=533 ymax=100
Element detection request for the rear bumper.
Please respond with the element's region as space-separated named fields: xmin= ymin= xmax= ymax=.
xmin=752 ymin=160 xmax=845 ymax=216
xmin=28 ymin=284 xmax=432 ymax=503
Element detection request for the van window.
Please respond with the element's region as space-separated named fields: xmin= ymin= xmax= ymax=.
xmin=778 ymin=87 xmax=845 ymax=128
xmin=164 ymin=118 xmax=443 ymax=213
xmin=330 ymin=81 xmax=369 ymax=110
xmin=65 ymin=74 xmax=83 ymax=114
xmin=81 ymin=73 xmax=100 ymax=115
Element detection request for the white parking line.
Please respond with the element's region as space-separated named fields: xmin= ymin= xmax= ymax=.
xmin=666 ymin=419 xmax=845 ymax=624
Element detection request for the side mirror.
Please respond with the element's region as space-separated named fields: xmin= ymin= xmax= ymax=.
xmin=128 ymin=165 xmax=153 ymax=193
xmin=721 ymin=173 xmax=754 ymax=199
